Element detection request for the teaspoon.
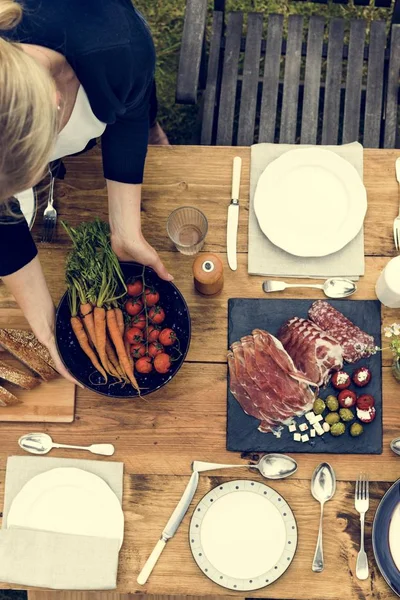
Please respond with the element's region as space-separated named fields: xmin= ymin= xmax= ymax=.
xmin=311 ymin=462 xmax=336 ymax=572
xmin=18 ymin=432 xmax=115 ymax=456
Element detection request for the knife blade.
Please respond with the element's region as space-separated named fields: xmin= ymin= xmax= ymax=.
xmin=227 ymin=156 xmax=242 ymax=271
xmin=137 ymin=470 xmax=199 ymax=585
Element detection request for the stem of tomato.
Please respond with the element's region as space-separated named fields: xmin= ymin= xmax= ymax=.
xmin=141 ymin=266 xmax=149 ymax=355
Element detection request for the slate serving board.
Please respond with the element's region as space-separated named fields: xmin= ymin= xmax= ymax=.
xmin=227 ymin=299 xmax=382 ymax=454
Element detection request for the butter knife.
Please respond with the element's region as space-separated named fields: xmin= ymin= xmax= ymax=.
xmin=137 ymin=470 xmax=199 ymax=585
xmin=227 ymin=156 xmax=242 ymax=271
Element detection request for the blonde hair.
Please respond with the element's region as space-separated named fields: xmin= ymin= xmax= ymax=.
xmin=0 ymin=1 xmax=58 ymax=203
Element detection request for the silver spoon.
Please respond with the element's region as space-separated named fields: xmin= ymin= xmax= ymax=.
xmin=311 ymin=462 xmax=336 ymax=572
xmin=263 ymin=277 xmax=357 ymax=299
xmin=18 ymin=432 xmax=115 ymax=457
xmin=390 ymin=437 xmax=400 ymax=455
xmin=192 ymin=454 xmax=298 ymax=480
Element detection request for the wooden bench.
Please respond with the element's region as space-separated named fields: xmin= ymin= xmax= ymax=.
xmin=176 ymin=0 xmax=400 ymax=147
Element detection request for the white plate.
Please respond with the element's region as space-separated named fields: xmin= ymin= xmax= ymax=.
xmin=14 ymin=187 xmax=37 ymax=230
xmin=254 ymin=148 xmax=367 ymax=257
xmin=7 ymin=467 xmax=124 ymax=548
xmin=189 ymin=479 xmax=297 ymax=591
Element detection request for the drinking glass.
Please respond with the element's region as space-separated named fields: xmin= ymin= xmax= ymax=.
xmin=167 ymin=207 xmax=208 ymax=255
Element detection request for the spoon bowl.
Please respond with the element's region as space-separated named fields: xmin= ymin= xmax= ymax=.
xmin=192 ymin=453 xmax=298 ymax=480
xmin=390 ymin=437 xmax=400 ymax=455
xmin=323 ymin=278 xmax=357 ymax=299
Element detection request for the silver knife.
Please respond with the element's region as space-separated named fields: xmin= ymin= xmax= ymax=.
xmin=227 ymin=156 xmax=242 ymax=271
xmin=137 ymin=470 xmax=199 ymax=585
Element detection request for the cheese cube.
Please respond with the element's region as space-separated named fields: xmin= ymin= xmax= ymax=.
xmin=314 ymin=423 xmax=324 ymax=436
xmin=310 ymin=429 xmax=316 ymax=438
xmin=305 ymin=412 xmax=314 ymax=422
xmin=299 ymin=423 xmax=309 ymax=432
xmin=314 ymin=414 xmax=323 ymax=423
xmin=293 ymin=433 xmax=301 ymax=442
xmin=301 ymin=434 xmax=310 ymax=443
xmin=322 ymin=422 xmax=330 ymax=433
xmin=288 ymin=423 xmax=297 ymax=433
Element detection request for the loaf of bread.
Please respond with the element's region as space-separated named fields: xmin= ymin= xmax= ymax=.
xmin=3 ymin=329 xmax=57 ymax=370
xmin=0 ymin=330 xmax=58 ymax=381
xmin=0 ymin=385 xmax=21 ymax=406
xmin=0 ymin=360 xmax=39 ymax=389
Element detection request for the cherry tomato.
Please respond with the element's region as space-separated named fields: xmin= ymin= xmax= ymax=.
xmin=130 ymin=343 xmax=146 ymax=359
xmin=159 ymin=328 xmax=177 ymax=347
xmin=125 ymin=297 xmax=143 ymax=316
xmin=143 ymin=287 xmax=160 ymax=307
xmin=148 ymin=342 xmax=164 ymax=358
xmin=154 ymin=353 xmax=171 ymax=374
xmin=352 ymin=367 xmax=372 ymax=388
xmin=125 ymin=327 xmax=144 ymax=344
xmin=338 ymin=389 xmax=357 ymax=408
xmin=149 ymin=305 xmax=165 ymax=325
xmin=131 ymin=313 xmax=146 ymax=330
xmin=127 ymin=280 xmax=143 ymax=296
xmin=331 ymin=370 xmax=351 ymax=390
xmin=135 ymin=356 xmax=153 ymax=374
xmin=147 ymin=325 xmax=160 ymax=343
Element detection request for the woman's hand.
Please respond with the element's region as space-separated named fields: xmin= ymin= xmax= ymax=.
xmin=112 ymin=232 xmax=173 ymax=281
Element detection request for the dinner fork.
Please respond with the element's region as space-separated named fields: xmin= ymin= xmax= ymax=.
xmin=41 ymin=171 xmax=57 ymax=242
xmin=355 ymin=473 xmax=369 ymax=580
xmin=393 ymin=158 xmax=400 ymax=251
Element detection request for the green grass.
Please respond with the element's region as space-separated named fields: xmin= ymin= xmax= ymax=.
xmin=135 ymin=1 xmax=393 ymax=144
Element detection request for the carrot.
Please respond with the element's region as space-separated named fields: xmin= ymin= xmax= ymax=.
xmin=80 ymin=302 xmax=97 ymax=349
xmin=70 ymin=316 xmax=107 ymax=382
xmin=124 ymin=334 xmax=134 ymax=371
xmin=115 ymin=307 xmax=125 ymax=337
xmin=106 ymin=308 xmax=140 ymax=392
xmin=105 ymin=337 xmax=124 ymax=379
xmin=94 ymin=306 xmax=110 ymax=373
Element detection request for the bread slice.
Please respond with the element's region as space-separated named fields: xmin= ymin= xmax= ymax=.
xmin=0 ymin=385 xmax=21 ymax=406
xmin=4 ymin=329 xmax=57 ymax=371
xmin=0 ymin=360 xmax=39 ymax=389
xmin=0 ymin=330 xmax=58 ymax=381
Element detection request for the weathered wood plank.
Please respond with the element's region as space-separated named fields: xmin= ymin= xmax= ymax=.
xmin=259 ymin=14 xmax=284 ymax=143
xmin=216 ymin=12 xmax=243 ymax=145
xmin=279 ymin=15 xmax=303 ymax=144
xmin=384 ymin=24 xmax=400 ymax=148
xmin=201 ymin=11 xmax=224 ymax=145
xmin=364 ymin=21 xmax=386 ymax=148
xmin=237 ymin=12 xmax=263 ymax=146
xmin=322 ymin=18 xmax=345 ymax=145
xmin=176 ymin=0 xmax=208 ymax=104
xmin=342 ymin=19 xmax=367 ymax=144
xmin=300 ymin=15 xmax=325 ymax=145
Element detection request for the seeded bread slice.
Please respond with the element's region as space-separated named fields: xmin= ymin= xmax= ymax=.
xmin=0 ymin=330 xmax=58 ymax=381
xmin=0 ymin=385 xmax=21 ymax=406
xmin=0 ymin=360 xmax=39 ymax=389
xmin=4 ymin=329 xmax=57 ymax=371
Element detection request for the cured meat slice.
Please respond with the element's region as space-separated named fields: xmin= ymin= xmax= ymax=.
xmin=278 ymin=317 xmax=343 ymax=386
xmin=227 ymin=330 xmax=316 ymax=434
xmin=308 ymin=300 xmax=375 ymax=363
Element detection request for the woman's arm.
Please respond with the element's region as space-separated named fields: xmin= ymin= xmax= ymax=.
xmin=2 ymin=255 xmax=81 ymax=386
xmin=107 ymin=179 xmax=173 ymax=281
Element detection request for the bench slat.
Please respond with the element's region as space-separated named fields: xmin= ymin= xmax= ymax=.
xmin=201 ymin=12 xmax=224 ymax=145
xmin=280 ymin=14 xmax=304 ymax=143
xmin=364 ymin=21 xmax=386 ymax=148
xmin=384 ymin=24 xmax=400 ymax=148
xmin=322 ymin=18 xmax=345 ymax=145
xmin=342 ymin=19 xmax=367 ymax=144
xmin=259 ymin=14 xmax=284 ymax=143
xmin=301 ymin=16 xmax=325 ymax=144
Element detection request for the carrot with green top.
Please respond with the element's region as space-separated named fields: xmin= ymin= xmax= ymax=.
xmin=107 ymin=308 xmax=140 ymax=392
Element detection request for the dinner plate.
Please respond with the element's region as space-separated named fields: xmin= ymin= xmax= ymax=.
xmin=254 ymin=148 xmax=367 ymax=257
xmin=14 ymin=187 xmax=37 ymax=230
xmin=189 ymin=479 xmax=297 ymax=591
xmin=6 ymin=467 xmax=124 ymax=548
xmin=373 ymin=478 xmax=400 ymax=596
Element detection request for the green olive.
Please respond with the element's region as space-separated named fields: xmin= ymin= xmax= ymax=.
xmin=339 ymin=408 xmax=355 ymax=422
xmin=325 ymin=395 xmax=339 ymax=412
xmin=350 ymin=422 xmax=364 ymax=437
xmin=330 ymin=422 xmax=346 ymax=436
xmin=325 ymin=412 xmax=340 ymax=425
xmin=313 ymin=398 xmax=326 ymax=415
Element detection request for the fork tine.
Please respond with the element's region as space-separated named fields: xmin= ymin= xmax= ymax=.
xmin=397 ymin=226 xmax=400 ymax=252
xmin=355 ymin=477 xmax=359 ymax=499
xmin=394 ymin=223 xmax=398 ymax=251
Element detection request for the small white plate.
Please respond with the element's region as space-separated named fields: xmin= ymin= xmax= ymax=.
xmin=189 ymin=479 xmax=297 ymax=591
xmin=254 ymin=148 xmax=367 ymax=257
xmin=7 ymin=467 xmax=124 ymax=548
xmin=14 ymin=187 xmax=37 ymax=230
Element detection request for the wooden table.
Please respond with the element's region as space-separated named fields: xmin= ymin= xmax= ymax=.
xmin=0 ymin=146 xmax=400 ymax=600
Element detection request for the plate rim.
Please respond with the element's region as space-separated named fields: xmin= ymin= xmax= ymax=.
xmin=254 ymin=147 xmax=367 ymax=258
xmin=189 ymin=479 xmax=298 ymax=591
xmin=372 ymin=478 xmax=400 ymax=596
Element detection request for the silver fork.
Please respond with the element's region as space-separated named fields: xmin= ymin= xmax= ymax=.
xmin=393 ymin=158 xmax=400 ymax=251
xmin=41 ymin=171 xmax=57 ymax=242
xmin=355 ymin=474 xmax=369 ymax=580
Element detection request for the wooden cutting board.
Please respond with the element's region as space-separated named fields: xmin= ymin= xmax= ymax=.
xmin=227 ymin=298 xmax=382 ymax=455
xmin=0 ymin=353 xmax=75 ymax=423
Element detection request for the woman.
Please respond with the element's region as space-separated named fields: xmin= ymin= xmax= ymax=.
xmin=0 ymin=0 xmax=173 ymax=384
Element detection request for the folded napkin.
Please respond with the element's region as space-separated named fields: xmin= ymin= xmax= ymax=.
xmin=0 ymin=455 xmax=123 ymax=590
xmin=248 ymin=141 xmax=365 ymax=279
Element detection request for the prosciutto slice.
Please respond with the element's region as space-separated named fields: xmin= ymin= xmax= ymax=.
xmin=278 ymin=317 xmax=343 ymax=386
xmin=308 ymin=300 xmax=375 ymax=363
xmin=228 ymin=329 xmax=316 ymax=434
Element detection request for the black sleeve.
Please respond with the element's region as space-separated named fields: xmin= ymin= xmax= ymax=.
xmin=0 ymin=202 xmax=38 ymax=277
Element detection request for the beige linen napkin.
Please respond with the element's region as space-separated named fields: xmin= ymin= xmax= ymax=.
xmin=0 ymin=456 xmax=123 ymax=590
xmin=248 ymin=141 xmax=365 ymax=278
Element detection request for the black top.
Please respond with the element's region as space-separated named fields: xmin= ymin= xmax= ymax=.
xmin=0 ymin=0 xmax=155 ymax=276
